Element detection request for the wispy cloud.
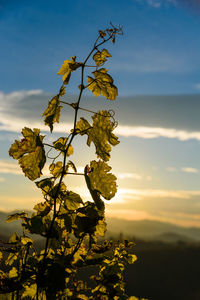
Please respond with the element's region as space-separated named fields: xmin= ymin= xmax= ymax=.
xmin=181 ymin=167 xmax=199 ymax=174
xmin=136 ymin=0 xmax=177 ymax=8
xmin=0 ymin=160 xmax=22 ymax=175
xmin=115 ymin=126 xmax=200 ymax=141
xmin=166 ymin=166 xmax=199 ymax=174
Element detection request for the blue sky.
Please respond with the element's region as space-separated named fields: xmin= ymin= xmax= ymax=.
xmin=1 ymin=0 xmax=200 ymax=228
xmin=1 ymin=0 xmax=200 ymax=95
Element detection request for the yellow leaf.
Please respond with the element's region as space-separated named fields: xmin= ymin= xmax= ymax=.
xmin=93 ymin=48 xmax=111 ymax=66
xmin=87 ymin=68 xmax=118 ymax=100
xmin=57 ymin=56 xmax=82 ymax=84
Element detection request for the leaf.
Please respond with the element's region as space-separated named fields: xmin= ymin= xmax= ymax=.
xmin=43 ymin=95 xmax=63 ymax=132
xmin=21 ymin=236 xmax=33 ymax=245
xmin=91 ymin=111 xmax=119 ymax=161
xmin=77 ymin=111 xmax=119 ymax=161
xmin=63 ymin=191 xmax=83 ymax=210
xmin=8 ymin=267 xmax=18 ymax=278
xmin=49 ymin=161 xmax=63 ymax=178
xmin=126 ymin=254 xmax=137 ymax=264
xmin=9 ymin=232 xmax=20 ymax=243
xmin=87 ymin=68 xmax=118 ymax=100
xmin=9 ymin=127 xmax=46 ymax=180
xmin=35 ymin=178 xmax=54 ymax=196
xmin=93 ymin=48 xmax=112 ymax=66
xmin=95 ymin=219 xmax=107 ymax=237
xmin=87 ymin=160 xmax=117 ymax=200
xmin=21 ymin=284 xmax=37 ymax=299
xmin=6 ymin=212 xmax=28 ymax=223
xmin=0 ymin=251 xmax=3 ymax=261
xmin=34 ymin=201 xmax=51 ymax=216
xmin=57 ymin=56 xmax=82 ymax=84
xmin=5 ymin=252 xmax=18 ymax=266
xmin=77 ymin=295 xmax=88 ymax=300
xmin=76 ymin=118 xmax=91 ymax=135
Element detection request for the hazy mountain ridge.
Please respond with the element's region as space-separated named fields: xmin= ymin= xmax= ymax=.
xmin=1 ymin=211 xmax=200 ymax=242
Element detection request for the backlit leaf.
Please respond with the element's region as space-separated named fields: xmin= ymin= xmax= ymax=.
xmin=9 ymin=232 xmax=20 ymax=243
xmin=57 ymin=56 xmax=82 ymax=84
xmin=87 ymin=68 xmax=118 ymax=100
xmin=95 ymin=219 xmax=107 ymax=237
xmin=9 ymin=127 xmax=46 ymax=180
xmin=77 ymin=111 xmax=119 ymax=161
xmin=93 ymin=48 xmax=112 ymax=66
xmin=76 ymin=118 xmax=91 ymax=135
xmin=35 ymin=178 xmax=54 ymax=196
xmin=87 ymin=160 xmax=117 ymax=200
xmin=43 ymin=95 xmax=63 ymax=132
xmin=6 ymin=212 xmax=28 ymax=223
xmin=63 ymin=191 xmax=83 ymax=210
xmin=8 ymin=267 xmax=18 ymax=278
xmin=49 ymin=161 xmax=63 ymax=178
xmin=34 ymin=201 xmax=51 ymax=216
xmin=21 ymin=284 xmax=37 ymax=299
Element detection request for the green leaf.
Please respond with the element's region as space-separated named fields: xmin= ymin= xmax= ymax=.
xmin=93 ymin=48 xmax=112 ymax=66
xmin=43 ymin=95 xmax=63 ymax=132
xmin=9 ymin=127 xmax=46 ymax=180
xmin=63 ymin=191 xmax=83 ymax=210
xmin=57 ymin=56 xmax=82 ymax=84
xmin=87 ymin=160 xmax=117 ymax=200
xmin=6 ymin=212 xmax=28 ymax=223
xmin=87 ymin=68 xmax=118 ymax=100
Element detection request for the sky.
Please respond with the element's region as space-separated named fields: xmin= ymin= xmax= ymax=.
xmin=1 ymin=0 xmax=200 ymax=228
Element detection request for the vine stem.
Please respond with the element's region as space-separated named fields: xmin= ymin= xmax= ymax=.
xmin=42 ymin=33 xmax=112 ymax=261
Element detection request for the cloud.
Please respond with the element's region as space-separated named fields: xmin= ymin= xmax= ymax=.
xmin=137 ymin=0 xmax=177 ymax=8
xmin=0 ymin=160 xmax=22 ymax=175
xmin=166 ymin=166 xmax=199 ymax=173
xmin=181 ymin=167 xmax=199 ymax=173
xmin=2 ymin=90 xmax=200 ymax=142
xmin=115 ymin=126 xmax=200 ymax=141
xmin=147 ymin=0 xmax=162 ymax=8
xmin=0 ymin=177 xmax=5 ymax=182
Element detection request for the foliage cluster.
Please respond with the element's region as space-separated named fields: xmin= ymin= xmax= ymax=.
xmin=0 ymin=24 xmax=141 ymax=300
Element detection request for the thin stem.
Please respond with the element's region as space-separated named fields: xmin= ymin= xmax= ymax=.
xmin=65 ymin=172 xmax=84 ymax=176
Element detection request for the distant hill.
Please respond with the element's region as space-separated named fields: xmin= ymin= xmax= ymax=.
xmin=106 ymin=218 xmax=200 ymax=242
xmin=1 ymin=211 xmax=200 ymax=243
